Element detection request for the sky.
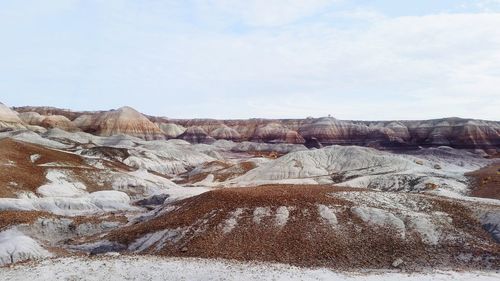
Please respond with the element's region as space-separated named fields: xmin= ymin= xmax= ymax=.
xmin=1 ymin=0 xmax=499 ymax=120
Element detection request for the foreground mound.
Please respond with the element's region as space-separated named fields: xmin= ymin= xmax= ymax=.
xmin=106 ymin=185 xmax=499 ymax=269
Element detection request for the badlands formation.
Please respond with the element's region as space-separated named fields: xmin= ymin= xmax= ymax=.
xmin=14 ymin=105 xmax=500 ymax=149
xmin=0 ymin=101 xmax=499 ymax=278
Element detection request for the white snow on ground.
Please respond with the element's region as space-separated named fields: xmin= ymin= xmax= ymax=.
xmin=0 ymin=256 xmax=498 ymax=281
xmin=0 ymin=228 xmax=52 ymax=266
xmin=317 ymin=204 xmax=338 ymax=226
xmin=37 ymin=170 xmax=87 ymax=197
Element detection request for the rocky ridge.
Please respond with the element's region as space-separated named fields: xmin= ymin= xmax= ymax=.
xmin=12 ymin=104 xmax=500 ymax=150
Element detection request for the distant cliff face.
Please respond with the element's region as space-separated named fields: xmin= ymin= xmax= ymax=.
xmin=10 ymin=104 xmax=500 ymax=150
xmin=168 ymin=117 xmax=500 ymax=149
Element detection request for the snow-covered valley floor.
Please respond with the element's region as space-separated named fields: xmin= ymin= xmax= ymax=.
xmin=0 ymin=255 xmax=498 ymax=281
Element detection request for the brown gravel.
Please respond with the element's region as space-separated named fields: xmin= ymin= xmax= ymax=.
xmin=69 ymin=213 xmax=129 ymax=228
xmin=106 ymin=185 xmax=499 ymax=270
xmin=0 ymin=138 xmax=129 ymax=196
xmin=0 ymin=138 xmax=88 ymax=197
xmin=466 ymin=162 xmax=500 ymax=200
xmin=177 ymin=161 xmax=257 ymax=184
xmin=0 ymin=210 xmax=55 ymax=230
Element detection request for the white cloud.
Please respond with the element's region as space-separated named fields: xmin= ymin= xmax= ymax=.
xmin=0 ymin=1 xmax=499 ymax=120
xmin=0 ymin=0 xmax=77 ymax=22
xmin=470 ymin=0 xmax=500 ymax=12
xmin=158 ymin=12 xmax=500 ymax=119
xmin=194 ymin=0 xmax=335 ymax=27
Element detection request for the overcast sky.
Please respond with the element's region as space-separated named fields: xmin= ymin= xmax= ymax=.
xmin=1 ymin=0 xmax=499 ymax=120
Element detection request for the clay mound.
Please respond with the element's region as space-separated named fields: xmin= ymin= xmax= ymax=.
xmin=179 ymin=126 xmax=215 ymax=144
xmin=252 ymin=123 xmax=304 ymax=144
xmin=40 ymin=115 xmax=80 ymax=132
xmin=19 ymin=112 xmax=79 ymax=132
xmin=299 ymin=117 xmax=370 ymax=145
xmin=73 ymin=106 xmax=165 ymax=140
xmin=156 ymin=123 xmax=186 ymax=138
xmin=174 ymin=119 xmax=225 ymax=133
xmin=18 ymin=112 xmax=44 ymax=125
xmin=0 ymin=102 xmax=25 ymax=130
xmin=72 ymin=114 xmax=94 ymax=129
xmin=107 ymin=185 xmax=499 ymax=269
xmin=13 ymin=106 xmax=84 ymax=121
xmin=209 ymin=125 xmax=241 ymax=141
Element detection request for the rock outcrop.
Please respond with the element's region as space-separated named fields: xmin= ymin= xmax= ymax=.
xmin=18 ymin=112 xmax=44 ymax=125
xmin=156 ymin=123 xmax=186 ymax=139
xmin=0 ymin=102 xmax=25 ymax=131
xmin=298 ymin=117 xmax=369 ymax=145
xmin=72 ymin=106 xmax=165 ymax=140
xmin=209 ymin=125 xmax=241 ymax=141
xmin=179 ymin=126 xmax=215 ymax=144
xmin=20 ymin=112 xmax=79 ymax=132
xmin=253 ymin=123 xmax=304 ymax=144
